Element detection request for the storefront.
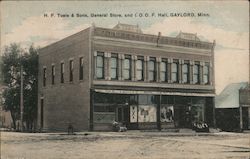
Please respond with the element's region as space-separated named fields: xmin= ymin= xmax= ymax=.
xmin=91 ymin=91 xmax=214 ymax=131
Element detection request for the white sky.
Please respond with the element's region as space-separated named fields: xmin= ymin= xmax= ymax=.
xmin=1 ymin=1 xmax=249 ymax=94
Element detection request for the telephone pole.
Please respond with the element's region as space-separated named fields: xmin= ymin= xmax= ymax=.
xmin=20 ymin=65 xmax=24 ymax=131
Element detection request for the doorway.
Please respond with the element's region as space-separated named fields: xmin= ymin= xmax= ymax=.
xmin=116 ymin=105 xmax=129 ymax=126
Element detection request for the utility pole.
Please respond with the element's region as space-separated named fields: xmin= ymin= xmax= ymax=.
xmin=20 ymin=65 xmax=24 ymax=132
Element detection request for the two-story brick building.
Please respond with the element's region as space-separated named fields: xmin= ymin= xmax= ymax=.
xmin=37 ymin=23 xmax=216 ymax=131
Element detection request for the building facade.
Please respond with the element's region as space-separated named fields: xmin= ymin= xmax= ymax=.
xmin=37 ymin=23 xmax=216 ymax=131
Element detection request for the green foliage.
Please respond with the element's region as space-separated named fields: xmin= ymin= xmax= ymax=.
xmin=1 ymin=43 xmax=38 ymax=130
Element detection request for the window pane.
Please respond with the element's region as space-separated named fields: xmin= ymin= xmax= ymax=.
xmin=183 ymin=74 xmax=188 ymax=83
xmin=97 ymin=56 xmax=103 ymax=67
xmin=136 ymin=70 xmax=142 ymax=80
xmin=160 ymin=72 xmax=166 ymax=81
xmin=96 ymin=68 xmax=103 ymax=78
xmin=172 ymin=73 xmax=177 ymax=82
xmin=193 ymin=75 xmax=198 ymax=83
xmin=136 ymin=60 xmax=143 ymax=69
xmin=111 ymin=69 xmax=117 ymax=79
xmin=124 ymin=59 xmax=130 ymax=69
xmin=160 ymin=62 xmax=166 ymax=71
xmin=123 ymin=70 xmax=129 ymax=79
xmin=149 ymin=72 xmax=154 ymax=81
xmin=183 ymin=64 xmax=188 ymax=73
xmin=172 ymin=63 xmax=177 ymax=72
xmin=194 ymin=65 xmax=199 ymax=74
xmin=111 ymin=58 xmax=117 ymax=68
xmin=203 ymin=75 xmax=208 ymax=84
xmin=148 ymin=61 xmax=155 ymax=71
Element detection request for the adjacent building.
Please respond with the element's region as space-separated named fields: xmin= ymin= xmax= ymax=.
xmin=37 ymin=23 xmax=216 ymax=131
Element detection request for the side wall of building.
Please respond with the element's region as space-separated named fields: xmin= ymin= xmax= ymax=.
xmin=37 ymin=28 xmax=91 ymax=131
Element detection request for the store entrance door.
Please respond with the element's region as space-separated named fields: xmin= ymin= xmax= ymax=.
xmin=116 ymin=105 xmax=129 ymax=126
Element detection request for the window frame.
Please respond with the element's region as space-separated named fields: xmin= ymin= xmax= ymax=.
xmin=203 ymin=63 xmax=210 ymax=84
xmin=123 ymin=56 xmax=131 ymax=80
xmin=96 ymin=52 xmax=104 ymax=79
xmin=79 ymin=57 xmax=84 ymax=80
xmin=60 ymin=62 xmax=64 ymax=83
xmin=43 ymin=67 xmax=46 ymax=87
xmin=69 ymin=60 xmax=74 ymax=82
xmin=171 ymin=61 xmax=179 ymax=83
xmin=193 ymin=63 xmax=200 ymax=84
xmin=182 ymin=62 xmax=189 ymax=84
xmin=136 ymin=57 xmax=144 ymax=81
xmin=148 ymin=57 xmax=156 ymax=82
xmin=110 ymin=54 xmax=118 ymax=80
xmin=51 ymin=65 xmax=55 ymax=85
xmin=160 ymin=59 xmax=168 ymax=82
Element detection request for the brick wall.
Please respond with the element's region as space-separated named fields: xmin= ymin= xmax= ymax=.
xmin=37 ymin=28 xmax=91 ymax=132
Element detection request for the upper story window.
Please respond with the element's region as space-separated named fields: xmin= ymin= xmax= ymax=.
xmin=182 ymin=62 xmax=189 ymax=84
xmin=51 ymin=65 xmax=55 ymax=85
xmin=43 ymin=67 xmax=46 ymax=87
xmin=69 ymin=60 xmax=74 ymax=82
xmin=79 ymin=57 xmax=84 ymax=80
xmin=136 ymin=57 xmax=144 ymax=81
xmin=123 ymin=55 xmax=131 ymax=80
xmin=61 ymin=62 xmax=64 ymax=83
xmin=160 ymin=59 xmax=168 ymax=82
xmin=193 ymin=63 xmax=200 ymax=84
xmin=148 ymin=57 xmax=156 ymax=82
xmin=110 ymin=54 xmax=118 ymax=80
xmin=96 ymin=52 xmax=104 ymax=79
xmin=203 ymin=63 xmax=210 ymax=84
xmin=171 ymin=60 xmax=178 ymax=83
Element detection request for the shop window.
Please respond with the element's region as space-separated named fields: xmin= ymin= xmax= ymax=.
xmin=171 ymin=61 xmax=178 ymax=83
xmin=51 ymin=65 xmax=55 ymax=85
xmin=123 ymin=57 xmax=131 ymax=80
xmin=69 ymin=60 xmax=74 ymax=82
xmin=138 ymin=105 xmax=157 ymax=122
xmin=136 ymin=58 xmax=144 ymax=81
xmin=182 ymin=63 xmax=189 ymax=83
xmin=110 ymin=54 xmax=118 ymax=80
xmin=60 ymin=63 xmax=64 ymax=83
xmin=193 ymin=63 xmax=200 ymax=84
xmin=160 ymin=60 xmax=167 ymax=82
xmin=79 ymin=57 xmax=84 ymax=80
xmin=96 ymin=53 xmax=104 ymax=79
xmin=203 ymin=63 xmax=209 ymax=84
xmin=148 ymin=58 xmax=156 ymax=82
xmin=161 ymin=105 xmax=174 ymax=123
xmin=43 ymin=67 xmax=46 ymax=87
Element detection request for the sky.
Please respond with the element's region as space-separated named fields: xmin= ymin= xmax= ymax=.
xmin=1 ymin=1 xmax=249 ymax=94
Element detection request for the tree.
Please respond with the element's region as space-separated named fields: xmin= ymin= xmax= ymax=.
xmin=1 ymin=43 xmax=38 ymax=131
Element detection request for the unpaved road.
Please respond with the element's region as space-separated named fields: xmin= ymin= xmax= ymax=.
xmin=1 ymin=131 xmax=250 ymax=159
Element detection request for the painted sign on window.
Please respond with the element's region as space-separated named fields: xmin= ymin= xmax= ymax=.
xmin=130 ymin=105 xmax=137 ymax=123
xmin=161 ymin=105 xmax=174 ymax=122
xmin=138 ymin=105 xmax=157 ymax=122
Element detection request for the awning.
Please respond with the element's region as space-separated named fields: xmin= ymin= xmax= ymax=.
xmin=94 ymin=89 xmax=215 ymax=97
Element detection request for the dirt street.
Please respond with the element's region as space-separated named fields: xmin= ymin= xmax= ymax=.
xmin=1 ymin=131 xmax=250 ymax=159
